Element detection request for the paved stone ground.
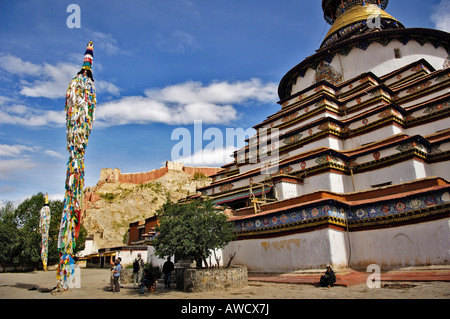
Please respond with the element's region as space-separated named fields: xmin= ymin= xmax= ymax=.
xmin=0 ymin=267 xmax=448 ymax=317
xmin=0 ymin=266 xmax=449 ymax=300
xmin=248 ymin=265 xmax=450 ymax=287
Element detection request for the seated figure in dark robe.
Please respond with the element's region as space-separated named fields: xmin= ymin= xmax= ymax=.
xmin=139 ymin=268 xmax=156 ymax=294
xmin=319 ymin=265 xmax=336 ymax=287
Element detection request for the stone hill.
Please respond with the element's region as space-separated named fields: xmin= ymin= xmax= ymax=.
xmin=81 ymin=161 xmax=221 ymax=251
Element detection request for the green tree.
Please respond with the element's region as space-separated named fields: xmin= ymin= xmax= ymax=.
xmin=0 ymin=193 xmax=86 ymax=270
xmin=0 ymin=202 xmax=21 ymax=271
xmin=153 ymin=199 xmax=236 ymax=268
xmin=13 ymin=193 xmax=46 ymax=267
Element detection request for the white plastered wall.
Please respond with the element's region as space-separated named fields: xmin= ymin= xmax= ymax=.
xmin=223 ymin=218 xmax=450 ymax=272
xmin=222 ymin=228 xmax=349 ymax=272
xmin=352 ymin=159 xmax=429 ymax=191
xmin=291 ymin=41 xmax=448 ymax=95
xmin=348 ymin=218 xmax=450 ymax=269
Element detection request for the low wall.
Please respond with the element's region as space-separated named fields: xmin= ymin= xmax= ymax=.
xmin=119 ymin=268 xmax=134 ymax=284
xmin=184 ymin=266 xmax=248 ymax=292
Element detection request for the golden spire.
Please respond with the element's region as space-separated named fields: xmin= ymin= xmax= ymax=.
xmin=320 ymin=1 xmax=403 ymax=48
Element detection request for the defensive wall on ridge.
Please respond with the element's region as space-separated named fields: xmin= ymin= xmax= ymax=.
xmin=99 ymin=161 xmax=221 ymax=185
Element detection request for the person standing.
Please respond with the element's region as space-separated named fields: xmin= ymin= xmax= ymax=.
xmin=132 ymin=253 xmax=144 ymax=288
xmin=162 ymin=256 xmax=174 ymax=289
xmin=109 ymin=258 xmax=116 ymax=291
xmin=113 ymin=259 xmax=122 ymax=292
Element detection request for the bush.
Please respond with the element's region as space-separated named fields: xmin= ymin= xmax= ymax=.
xmin=143 ymin=263 xmax=162 ymax=279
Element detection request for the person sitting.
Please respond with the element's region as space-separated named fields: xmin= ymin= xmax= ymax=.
xmin=319 ymin=265 xmax=336 ymax=287
xmin=139 ymin=268 xmax=156 ymax=294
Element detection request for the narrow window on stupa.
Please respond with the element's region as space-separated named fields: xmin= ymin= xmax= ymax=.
xmin=371 ymin=181 xmax=392 ymax=188
xmin=394 ymin=48 xmax=402 ymax=59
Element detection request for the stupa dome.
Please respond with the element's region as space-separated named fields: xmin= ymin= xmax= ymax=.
xmin=321 ymin=0 xmax=403 ymax=48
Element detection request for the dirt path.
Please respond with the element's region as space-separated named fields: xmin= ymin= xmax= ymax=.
xmin=0 ymin=268 xmax=449 ymax=300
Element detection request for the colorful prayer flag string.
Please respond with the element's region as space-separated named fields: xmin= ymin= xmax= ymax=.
xmin=56 ymin=41 xmax=96 ymax=291
xmin=39 ymin=193 xmax=51 ymax=271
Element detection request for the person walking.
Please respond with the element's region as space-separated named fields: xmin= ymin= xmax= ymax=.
xmin=133 ymin=253 xmax=144 ymax=288
xmin=162 ymin=256 xmax=174 ymax=289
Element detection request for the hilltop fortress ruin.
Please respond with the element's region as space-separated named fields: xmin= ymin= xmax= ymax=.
xmin=81 ymin=161 xmax=221 ymax=251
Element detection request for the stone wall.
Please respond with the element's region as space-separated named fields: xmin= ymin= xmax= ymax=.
xmin=119 ymin=266 xmax=248 ymax=293
xmin=118 ymin=166 xmax=169 ymax=184
xmin=98 ymin=161 xmax=222 ymax=186
xmin=119 ymin=268 xmax=134 ymax=284
xmin=183 ymin=266 xmax=248 ymax=292
xmin=182 ymin=166 xmax=223 ymax=177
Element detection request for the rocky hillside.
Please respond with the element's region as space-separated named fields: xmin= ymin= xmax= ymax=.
xmin=81 ymin=162 xmax=220 ymax=251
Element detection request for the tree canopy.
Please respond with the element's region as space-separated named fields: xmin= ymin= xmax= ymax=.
xmin=153 ymin=199 xmax=236 ymax=268
xmin=0 ymin=193 xmax=86 ymax=271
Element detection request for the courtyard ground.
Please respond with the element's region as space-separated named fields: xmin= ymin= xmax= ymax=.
xmin=0 ymin=266 xmax=448 ymax=316
xmin=0 ymin=265 xmax=449 ymax=299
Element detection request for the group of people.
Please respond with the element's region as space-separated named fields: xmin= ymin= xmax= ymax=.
xmin=110 ymin=255 xmax=335 ymax=292
xmin=109 ymin=254 xmax=175 ymax=294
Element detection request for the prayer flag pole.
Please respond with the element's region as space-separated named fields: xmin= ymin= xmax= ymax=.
xmin=56 ymin=42 xmax=96 ymax=291
xmin=39 ymin=193 xmax=51 ymax=271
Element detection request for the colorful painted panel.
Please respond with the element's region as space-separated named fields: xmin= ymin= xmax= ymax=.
xmin=347 ymin=190 xmax=449 ymax=222
xmin=283 ymin=133 xmax=303 ymax=145
xmin=313 ymin=61 xmax=343 ymax=86
xmin=315 ymin=154 xmax=345 ymax=165
xmin=406 ymin=81 xmax=432 ymax=94
xmin=423 ymin=100 xmax=450 ymax=114
xmin=281 ymin=112 xmax=298 ymax=123
xmin=235 ymin=203 xmax=347 ymax=233
xmin=395 ymin=141 xmax=427 ymax=153
xmin=219 ymin=183 xmax=234 ymax=192
xmin=233 ymin=190 xmax=450 ymax=233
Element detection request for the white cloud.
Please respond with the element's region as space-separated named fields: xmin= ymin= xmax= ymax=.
xmin=96 ymin=80 xmax=121 ymax=96
xmin=43 ymin=149 xmax=65 ymax=159
xmin=0 ymin=104 xmax=65 ymax=127
xmin=0 ymin=53 xmax=120 ymax=100
xmin=431 ymin=0 xmax=450 ymax=32
xmin=0 ymin=53 xmax=120 ymax=127
xmin=19 ymin=62 xmax=78 ymax=98
xmin=0 ymin=143 xmax=39 ymax=180
xmin=0 ymin=54 xmax=78 ymax=98
xmin=0 ymin=55 xmax=277 ymax=129
xmin=0 ymin=158 xmax=37 ymax=179
xmin=0 ymin=54 xmax=42 ymax=76
xmin=176 ymin=145 xmax=238 ymax=166
xmin=96 ymin=79 xmax=277 ymax=127
xmin=0 ymin=144 xmax=35 ymax=157
xmin=146 ymin=78 xmax=276 ymax=105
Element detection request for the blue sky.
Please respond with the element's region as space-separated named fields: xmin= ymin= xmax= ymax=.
xmin=0 ymin=0 xmax=449 ymax=205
